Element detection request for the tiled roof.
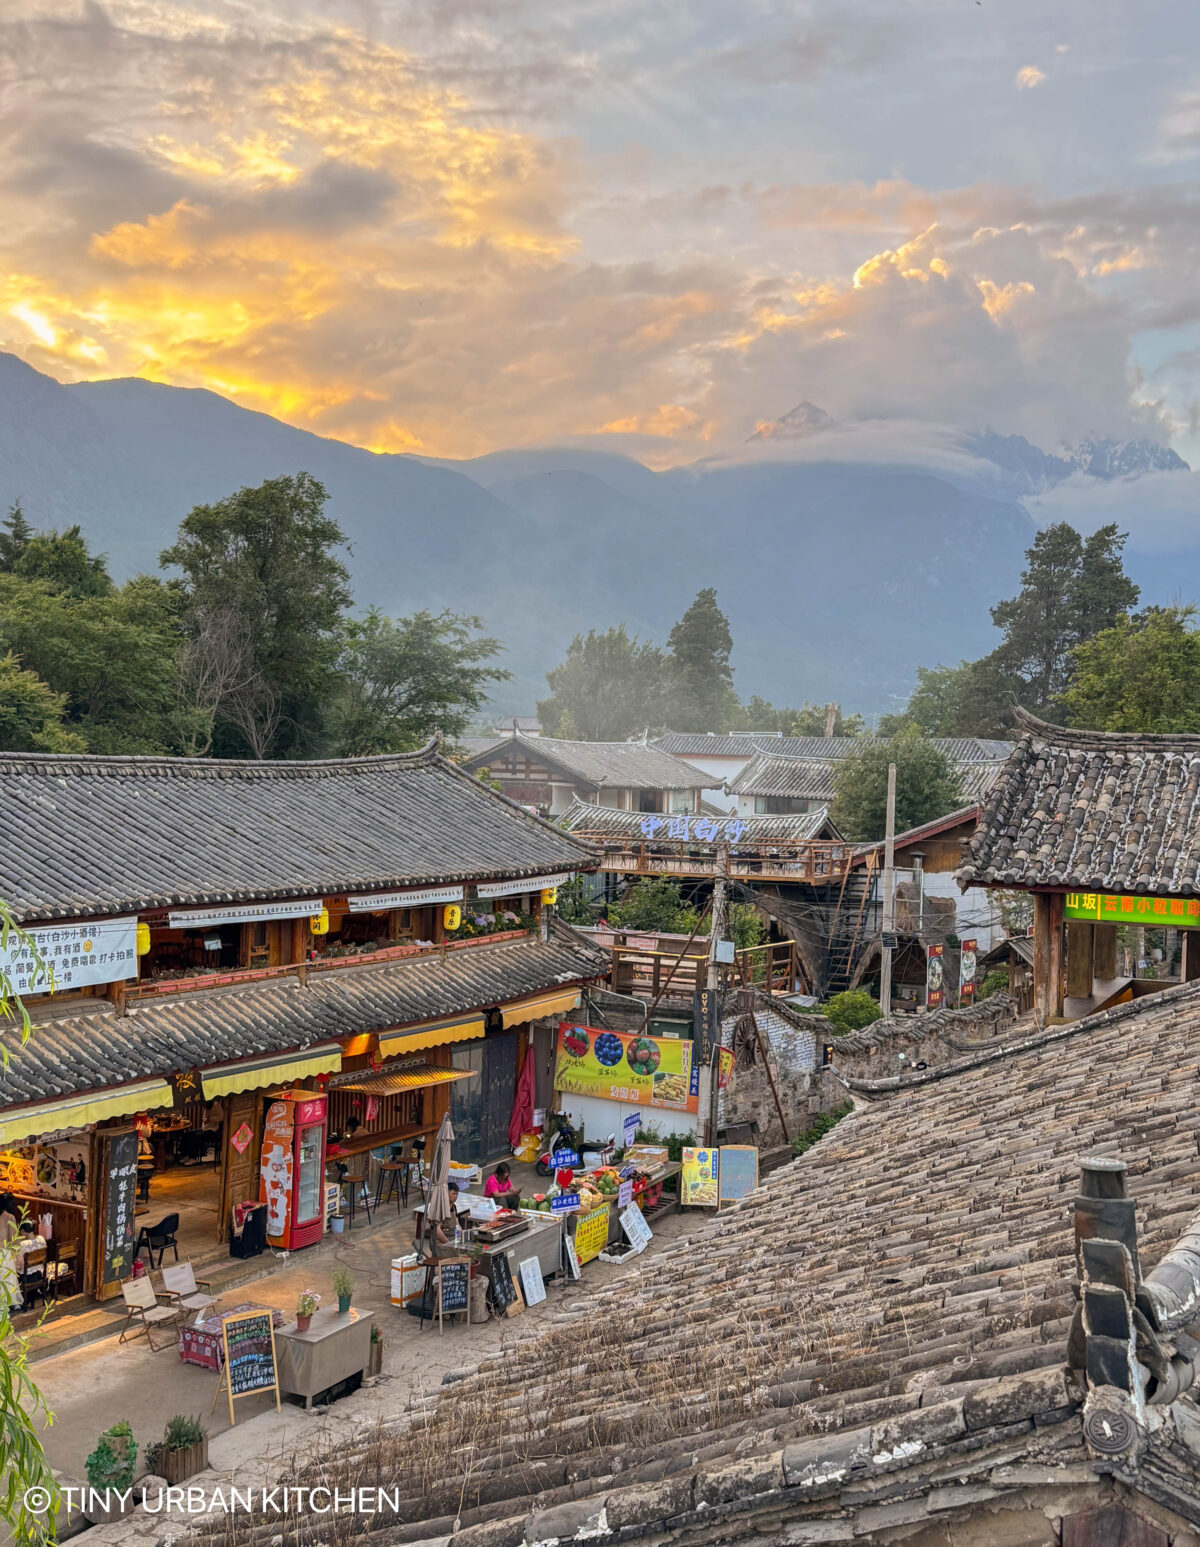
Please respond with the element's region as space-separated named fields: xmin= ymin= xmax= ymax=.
xmin=0 ymin=925 xmax=607 ymax=1119
xmin=960 ymin=706 xmax=1200 ymax=894
xmin=729 ymin=753 xmax=1007 ymax=802
xmin=465 ymin=734 xmax=716 ymax=790
xmin=560 ymin=797 xmax=840 ymax=844
xmin=0 ymin=742 xmax=594 ymax=923
xmin=656 ymin=732 xmax=1014 ymax=763
xmin=193 ymin=977 xmax=1200 ymax=1544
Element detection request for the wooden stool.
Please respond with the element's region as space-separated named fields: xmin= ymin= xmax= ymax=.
xmin=337 ymin=1174 xmax=372 ymax=1228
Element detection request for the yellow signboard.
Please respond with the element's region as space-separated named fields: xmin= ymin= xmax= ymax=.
xmin=573 ymin=1203 xmax=611 ymax=1265
xmin=681 ymin=1147 xmax=719 ymax=1208
xmin=1065 ymin=891 xmax=1200 ymax=927
xmin=554 ymin=1023 xmax=698 ymax=1113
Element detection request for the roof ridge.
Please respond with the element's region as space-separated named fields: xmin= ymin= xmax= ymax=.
xmin=0 ymin=739 xmax=445 ymax=779
xmin=1013 ymin=702 xmax=1200 ymax=753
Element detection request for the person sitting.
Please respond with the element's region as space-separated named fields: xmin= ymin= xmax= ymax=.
xmin=415 ymin=1183 xmax=462 ymax=1260
xmin=485 ymin=1163 xmax=520 ymax=1209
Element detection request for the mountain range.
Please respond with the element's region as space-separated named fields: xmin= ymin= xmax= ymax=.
xmin=0 ymin=353 xmax=1191 ymax=717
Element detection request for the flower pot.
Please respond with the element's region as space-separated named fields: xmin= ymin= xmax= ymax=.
xmin=337 ymin=1295 xmax=351 ymax=1314
xmin=163 ymin=1437 xmax=209 ymax=1486
xmin=296 ymin=1313 xmax=312 ymax=1332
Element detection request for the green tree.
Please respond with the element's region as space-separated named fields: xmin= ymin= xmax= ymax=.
xmin=0 ymin=574 xmax=184 ymax=754
xmin=0 ymin=652 xmax=85 ymax=752
xmin=820 ymin=988 xmax=882 ymax=1032
xmin=734 ymin=695 xmax=801 ymax=733
xmin=161 ymin=472 xmax=351 ymax=757
xmin=537 ymin=624 xmax=668 ymax=740
xmin=330 ymin=607 xmax=510 ymax=755
xmin=10 ymin=524 xmax=113 ymax=598
xmin=830 ymin=724 xmax=965 ymax=840
xmin=989 ymin=522 xmax=1084 ymax=712
xmin=1062 ymin=606 xmax=1200 ymax=733
xmin=667 ymin=588 xmax=741 ymax=731
xmin=608 ymin=877 xmax=701 ymax=935
xmin=0 ymin=501 xmax=32 ymax=570
xmin=788 ymin=701 xmax=866 ymax=737
xmin=1074 ymin=523 xmax=1141 ymax=639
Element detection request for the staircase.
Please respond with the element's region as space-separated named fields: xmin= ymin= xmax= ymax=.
xmin=820 ymin=859 xmax=879 ymax=998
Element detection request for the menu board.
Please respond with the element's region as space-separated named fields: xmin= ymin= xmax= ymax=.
xmin=519 ymin=1256 xmax=547 ymax=1307
xmin=620 ymin=1204 xmax=653 ymax=1254
xmin=554 ymin=1023 xmax=699 ymax=1113
xmin=490 ymin=1253 xmax=519 ymax=1314
xmin=681 ymin=1148 xmax=720 ymax=1208
xmin=220 ymin=1309 xmax=280 ymax=1423
xmin=573 ymin=1203 xmax=610 ymax=1266
xmin=718 ymin=1146 xmax=759 ymax=1205
xmin=101 ymin=1131 xmax=138 ymax=1285
xmin=438 ymin=1259 xmax=470 ymax=1316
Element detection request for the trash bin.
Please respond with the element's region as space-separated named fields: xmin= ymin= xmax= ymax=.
xmin=229 ymin=1201 xmax=268 ymax=1259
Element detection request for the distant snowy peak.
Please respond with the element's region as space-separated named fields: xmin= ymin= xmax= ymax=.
xmin=748 ymin=401 xmax=836 ymax=441
xmin=1062 ymin=436 xmax=1190 ymax=479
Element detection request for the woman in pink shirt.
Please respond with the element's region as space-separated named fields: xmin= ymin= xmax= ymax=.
xmin=484 ymin=1163 xmax=519 ymax=1208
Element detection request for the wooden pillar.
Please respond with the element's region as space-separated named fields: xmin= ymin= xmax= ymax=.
xmin=1065 ymin=921 xmax=1095 ymax=1000
xmin=1093 ymin=922 xmax=1118 ymax=981
xmin=1033 ymin=891 xmax=1065 ymax=1022
xmin=1181 ymin=930 xmax=1200 ymax=982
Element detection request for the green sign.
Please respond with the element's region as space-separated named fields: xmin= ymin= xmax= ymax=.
xmin=1064 ymin=891 xmax=1200 ymax=927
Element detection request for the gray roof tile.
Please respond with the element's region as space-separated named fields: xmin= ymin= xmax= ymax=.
xmin=467 ymin=734 xmax=715 ymax=790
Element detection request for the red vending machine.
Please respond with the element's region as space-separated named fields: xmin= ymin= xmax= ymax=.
xmin=259 ymin=1091 xmax=327 ymax=1250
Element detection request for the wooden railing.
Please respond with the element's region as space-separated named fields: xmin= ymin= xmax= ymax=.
xmin=610 ymin=938 xmax=798 ymax=1001
xmin=573 ymin=836 xmax=855 ymax=883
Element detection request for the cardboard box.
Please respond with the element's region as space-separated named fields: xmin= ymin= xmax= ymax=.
xmin=625 ymin=1144 xmax=669 ymax=1167
xmin=390 ymin=1255 xmax=428 ymax=1306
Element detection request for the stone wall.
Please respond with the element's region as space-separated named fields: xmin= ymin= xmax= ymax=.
xmin=717 ymin=997 xmax=844 ymax=1145
xmin=832 ymin=994 xmax=1019 ymax=1084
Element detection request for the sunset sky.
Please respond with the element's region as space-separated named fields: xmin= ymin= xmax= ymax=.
xmin=3 ymin=0 xmax=1200 ymax=462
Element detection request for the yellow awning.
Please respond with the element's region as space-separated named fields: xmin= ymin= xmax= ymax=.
xmin=330 ymin=1063 xmax=478 ymax=1096
xmin=201 ymin=1043 xmax=342 ymax=1100
xmin=500 ymin=988 xmax=581 ymax=1028
xmin=0 ymin=1078 xmax=173 ymax=1147
xmin=377 ymin=1016 xmax=485 ymax=1059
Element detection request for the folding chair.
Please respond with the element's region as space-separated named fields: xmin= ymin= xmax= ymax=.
xmin=161 ymin=1261 xmax=218 ymax=1317
xmin=119 ymin=1276 xmax=180 ymax=1351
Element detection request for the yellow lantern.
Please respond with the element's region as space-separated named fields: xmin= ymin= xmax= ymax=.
xmin=443 ymin=903 xmax=462 ymax=932
xmin=310 ymin=908 xmax=330 ymax=935
xmin=136 ymin=922 xmax=151 ymax=956
xmin=540 ymin=887 xmax=558 ymax=906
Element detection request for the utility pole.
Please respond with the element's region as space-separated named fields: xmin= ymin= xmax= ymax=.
xmin=878 ymin=762 xmax=897 ymax=1017
xmin=704 ymin=846 xmax=729 ymax=1145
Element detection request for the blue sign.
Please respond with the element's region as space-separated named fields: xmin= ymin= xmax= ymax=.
xmin=551 ymin=1148 xmax=580 ymax=1168
xmin=551 ymin=1193 xmax=581 ymax=1212
xmin=639 ymin=814 xmax=747 ymax=844
xmin=623 ymin=1112 xmax=640 ymax=1146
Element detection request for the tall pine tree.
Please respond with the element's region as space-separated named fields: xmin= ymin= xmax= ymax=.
xmin=666 ymin=588 xmax=741 ymax=731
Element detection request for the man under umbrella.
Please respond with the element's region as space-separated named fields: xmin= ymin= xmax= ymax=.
xmin=415 ymin=1113 xmax=459 ymax=1261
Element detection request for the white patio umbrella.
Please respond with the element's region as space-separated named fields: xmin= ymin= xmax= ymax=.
xmin=417 ymin=1112 xmax=456 ymax=1259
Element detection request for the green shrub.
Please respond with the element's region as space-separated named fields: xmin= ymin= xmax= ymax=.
xmin=791 ymin=1103 xmax=852 ymax=1157
xmin=976 ymin=968 xmax=1009 ymax=1001
xmin=163 ymin=1415 xmax=205 ymax=1451
xmin=820 ymin=989 xmax=882 ymax=1032
xmin=85 ymin=1421 xmax=137 ymax=1491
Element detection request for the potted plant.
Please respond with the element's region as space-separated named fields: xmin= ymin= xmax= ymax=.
xmin=296 ymin=1288 xmax=320 ymax=1332
xmin=332 ymin=1266 xmax=354 ymax=1314
xmin=150 ymin=1415 xmax=208 ymax=1486
xmin=367 ymin=1322 xmax=383 ymax=1377
xmin=84 ymin=1421 xmax=137 ymax=1524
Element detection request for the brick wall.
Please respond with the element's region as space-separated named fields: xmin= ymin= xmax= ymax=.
xmin=717 ymin=1000 xmax=843 ymax=1145
xmin=831 ymin=994 xmax=1018 ymax=1083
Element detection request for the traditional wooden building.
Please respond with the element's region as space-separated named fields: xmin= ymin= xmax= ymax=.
xmin=464 ymin=733 xmax=716 ymax=816
xmin=190 ymin=979 xmax=1200 ymax=1547
xmin=959 ymin=708 xmax=1200 ymax=1023
xmin=0 ymin=742 xmax=605 ymax=1298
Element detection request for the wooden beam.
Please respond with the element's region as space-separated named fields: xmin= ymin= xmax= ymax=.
xmin=1093 ymin=922 xmax=1118 ymax=980
xmin=1033 ymin=891 xmax=1065 ymax=1021
xmin=1065 ymin=921 xmax=1094 ymax=999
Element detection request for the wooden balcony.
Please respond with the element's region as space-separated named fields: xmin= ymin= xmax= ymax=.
xmin=606 ymin=932 xmax=799 ymax=1001
xmin=574 ymin=836 xmax=855 ymax=884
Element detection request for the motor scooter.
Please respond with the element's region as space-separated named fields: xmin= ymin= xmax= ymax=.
xmin=535 ymin=1113 xmax=616 ymax=1176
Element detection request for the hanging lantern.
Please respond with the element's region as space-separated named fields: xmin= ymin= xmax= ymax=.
xmin=310 ymin=908 xmax=330 ymax=935
xmin=136 ymin=922 xmax=151 ymax=956
xmin=443 ymin=903 xmax=462 ymax=932
xmin=540 ymin=887 xmax=558 ymax=906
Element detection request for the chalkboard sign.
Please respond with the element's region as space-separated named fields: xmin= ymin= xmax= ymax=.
xmin=718 ymin=1146 xmax=759 ymax=1206
xmin=490 ymin=1252 xmax=519 ymax=1315
xmin=219 ymin=1308 xmax=280 ymax=1425
xmin=438 ymin=1259 xmax=470 ymax=1317
xmin=519 ymin=1255 xmax=546 ymax=1307
xmin=101 ymin=1130 xmax=138 ymax=1285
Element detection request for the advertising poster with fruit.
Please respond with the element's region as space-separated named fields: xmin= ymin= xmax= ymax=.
xmin=681 ymin=1148 xmax=720 ymax=1207
xmin=554 ymin=1023 xmax=699 ymax=1113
